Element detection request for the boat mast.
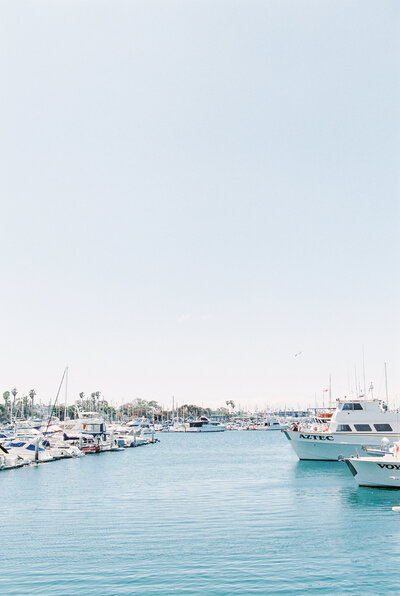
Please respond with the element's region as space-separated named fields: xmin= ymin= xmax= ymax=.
xmin=64 ymin=365 xmax=69 ymax=422
xmin=362 ymin=346 xmax=366 ymax=395
xmin=45 ymin=367 xmax=67 ymax=436
xmin=354 ymin=366 xmax=358 ymax=398
xmin=384 ymin=362 xmax=389 ymax=407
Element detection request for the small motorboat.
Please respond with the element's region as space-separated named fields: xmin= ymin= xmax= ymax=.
xmin=344 ymin=438 xmax=400 ymax=488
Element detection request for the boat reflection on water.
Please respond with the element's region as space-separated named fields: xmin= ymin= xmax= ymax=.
xmin=293 ymin=459 xmax=345 ymax=481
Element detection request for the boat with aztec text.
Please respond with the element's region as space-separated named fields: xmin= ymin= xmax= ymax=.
xmin=283 ymin=394 xmax=400 ymax=461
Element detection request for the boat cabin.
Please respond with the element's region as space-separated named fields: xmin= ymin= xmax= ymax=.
xmin=329 ymin=398 xmax=396 ymax=434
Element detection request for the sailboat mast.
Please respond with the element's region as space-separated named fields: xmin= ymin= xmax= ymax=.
xmin=64 ymin=365 xmax=69 ymax=421
xmin=362 ymin=346 xmax=366 ymax=395
xmin=354 ymin=366 xmax=358 ymax=397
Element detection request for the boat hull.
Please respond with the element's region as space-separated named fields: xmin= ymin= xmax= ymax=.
xmin=283 ymin=430 xmax=400 ymax=461
xmin=256 ymin=425 xmax=289 ymax=431
xmin=186 ymin=426 xmax=225 ymax=432
xmin=345 ymin=456 xmax=400 ymax=488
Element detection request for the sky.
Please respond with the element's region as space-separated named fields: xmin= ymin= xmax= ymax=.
xmin=0 ymin=0 xmax=399 ymax=410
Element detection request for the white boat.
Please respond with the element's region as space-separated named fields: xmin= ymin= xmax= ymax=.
xmin=283 ymin=395 xmax=400 ymax=461
xmin=254 ymin=417 xmax=289 ymax=431
xmin=185 ymin=416 xmax=226 ymax=432
xmin=0 ymin=444 xmax=30 ymax=470
xmin=43 ymin=436 xmax=84 ymax=459
xmin=125 ymin=418 xmax=154 ymax=435
xmin=108 ymin=422 xmax=155 ymax=446
xmin=4 ymin=437 xmax=55 ymax=463
xmin=344 ymin=440 xmax=400 ymax=487
xmin=168 ymin=422 xmax=186 ymax=432
xmin=63 ymin=411 xmax=107 ymax=436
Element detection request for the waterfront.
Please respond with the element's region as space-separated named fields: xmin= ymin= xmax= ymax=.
xmin=1 ymin=431 xmax=400 ymax=594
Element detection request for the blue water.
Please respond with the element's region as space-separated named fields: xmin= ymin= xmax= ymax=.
xmin=1 ymin=431 xmax=400 ymax=594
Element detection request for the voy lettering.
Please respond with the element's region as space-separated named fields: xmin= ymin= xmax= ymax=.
xmin=377 ymin=463 xmax=400 ymax=470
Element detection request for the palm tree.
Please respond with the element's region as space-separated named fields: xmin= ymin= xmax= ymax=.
xmin=22 ymin=395 xmax=29 ymax=419
xmin=3 ymin=391 xmax=10 ymax=421
xmin=29 ymin=389 xmax=36 ymax=416
xmin=11 ymin=388 xmax=17 ymax=422
xmin=225 ymin=400 xmax=235 ymax=417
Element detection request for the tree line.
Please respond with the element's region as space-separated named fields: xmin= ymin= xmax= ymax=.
xmin=1 ymin=390 xmax=236 ymax=422
xmin=1 ymin=389 xmax=36 ymax=421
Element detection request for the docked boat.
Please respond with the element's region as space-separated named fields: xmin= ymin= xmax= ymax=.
xmin=0 ymin=444 xmax=30 ymax=470
xmin=283 ymin=395 xmax=400 ymax=461
xmin=63 ymin=411 xmax=107 ymax=436
xmin=344 ymin=440 xmax=400 ymax=488
xmin=4 ymin=437 xmax=55 ymax=463
xmin=125 ymin=418 xmax=154 ymax=435
xmin=42 ymin=436 xmax=84 ymax=459
xmin=254 ymin=417 xmax=289 ymax=431
xmin=185 ymin=416 xmax=226 ymax=432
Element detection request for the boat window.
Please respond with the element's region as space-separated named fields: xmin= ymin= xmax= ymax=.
xmin=336 ymin=424 xmax=352 ymax=432
xmin=354 ymin=424 xmax=372 ymax=432
xmin=374 ymin=424 xmax=393 ymax=432
xmin=342 ymin=403 xmax=363 ymax=411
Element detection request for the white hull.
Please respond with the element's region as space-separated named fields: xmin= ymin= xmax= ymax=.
xmin=256 ymin=425 xmax=288 ymax=431
xmin=7 ymin=447 xmax=54 ymax=463
xmin=345 ymin=456 xmax=400 ymax=488
xmin=283 ymin=430 xmax=400 ymax=461
xmin=0 ymin=454 xmax=30 ymax=470
xmin=186 ymin=426 xmax=225 ymax=432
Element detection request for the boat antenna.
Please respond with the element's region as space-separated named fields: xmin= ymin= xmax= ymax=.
xmin=44 ymin=367 xmax=67 ymax=436
xmin=369 ymin=381 xmax=374 ymax=399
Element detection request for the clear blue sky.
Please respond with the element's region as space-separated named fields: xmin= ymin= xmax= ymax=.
xmin=1 ymin=0 xmax=399 ymax=409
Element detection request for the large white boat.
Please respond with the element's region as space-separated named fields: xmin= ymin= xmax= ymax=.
xmin=283 ymin=396 xmax=400 ymax=461
xmin=185 ymin=416 xmax=226 ymax=432
xmin=344 ymin=440 xmax=400 ymax=488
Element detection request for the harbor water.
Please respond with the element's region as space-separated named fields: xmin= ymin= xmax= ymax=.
xmin=1 ymin=431 xmax=400 ymax=594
